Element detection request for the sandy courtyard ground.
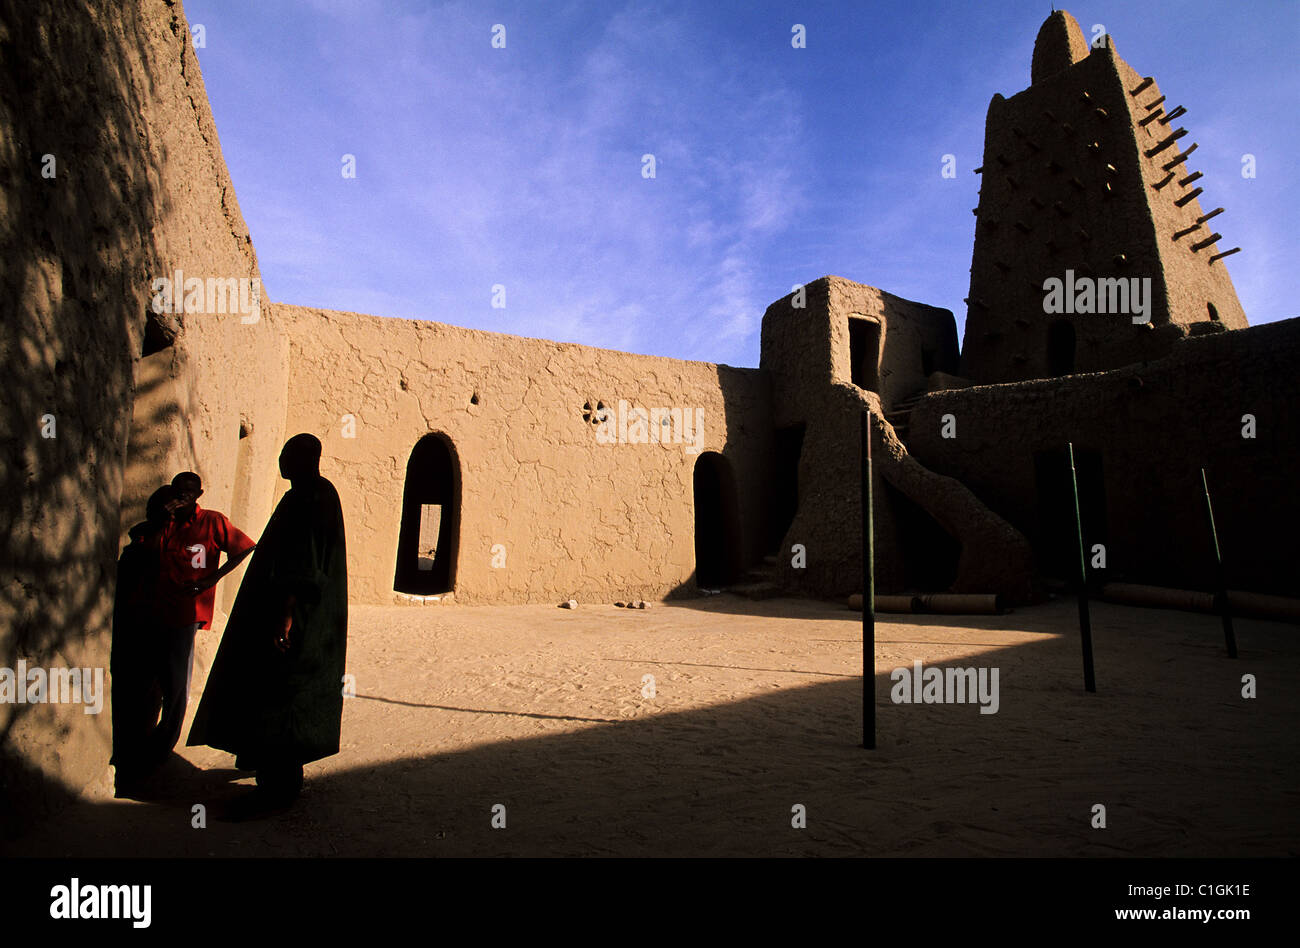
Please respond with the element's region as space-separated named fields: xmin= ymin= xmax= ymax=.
xmin=5 ymin=596 xmax=1298 ymax=857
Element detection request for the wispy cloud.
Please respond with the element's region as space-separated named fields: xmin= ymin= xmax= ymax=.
xmin=190 ymin=0 xmax=1297 ymax=364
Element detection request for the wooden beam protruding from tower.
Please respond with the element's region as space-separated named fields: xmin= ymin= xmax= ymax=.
xmin=1146 ymin=128 xmax=1188 ymax=157
xmin=1162 ymin=143 xmax=1198 ymax=170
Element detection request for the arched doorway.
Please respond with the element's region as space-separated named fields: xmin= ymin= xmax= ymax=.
xmin=1046 ymin=319 xmax=1076 ymax=377
xmin=769 ymin=424 xmax=805 ymax=555
xmin=394 ymin=433 xmax=460 ymax=595
xmin=693 ymin=452 xmax=742 ymax=588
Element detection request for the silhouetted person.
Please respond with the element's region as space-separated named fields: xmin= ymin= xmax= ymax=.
xmin=110 ymin=484 xmax=175 ymax=791
xmin=188 ymin=434 xmax=348 ymax=813
xmin=153 ymin=471 xmax=256 ymax=763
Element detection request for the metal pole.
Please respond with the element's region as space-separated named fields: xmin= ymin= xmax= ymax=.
xmin=1068 ymin=443 xmax=1097 ymax=693
xmin=1201 ymin=468 xmax=1238 ymax=658
xmin=862 ymin=410 xmax=876 ymax=749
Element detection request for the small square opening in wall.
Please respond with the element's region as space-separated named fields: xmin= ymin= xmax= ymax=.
xmin=142 ymin=308 xmax=177 ymax=356
xmin=847 ymin=317 xmax=881 ymax=392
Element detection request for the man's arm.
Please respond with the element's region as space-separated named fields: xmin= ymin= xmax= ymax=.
xmin=189 ymin=513 xmax=258 ymax=595
xmin=189 ymin=544 xmax=255 ymax=595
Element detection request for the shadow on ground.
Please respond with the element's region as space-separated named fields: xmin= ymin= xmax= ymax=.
xmin=4 ymin=602 xmax=1297 ymax=858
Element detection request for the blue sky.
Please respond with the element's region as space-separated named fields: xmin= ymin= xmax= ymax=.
xmin=186 ymin=0 xmax=1298 ymax=368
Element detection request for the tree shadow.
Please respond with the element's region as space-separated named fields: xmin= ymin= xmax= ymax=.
xmin=0 ymin=0 xmax=182 ymax=837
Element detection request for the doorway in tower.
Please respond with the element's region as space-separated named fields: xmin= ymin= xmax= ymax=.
xmin=769 ymin=423 xmax=805 ymax=555
xmin=394 ymin=433 xmax=460 ymax=595
xmin=693 ymin=451 xmax=742 ymax=588
xmin=1046 ymin=320 xmax=1076 ymax=377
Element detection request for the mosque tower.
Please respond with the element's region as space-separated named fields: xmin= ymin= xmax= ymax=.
xmin=959 ymin=10 xmax=1247 ymax=384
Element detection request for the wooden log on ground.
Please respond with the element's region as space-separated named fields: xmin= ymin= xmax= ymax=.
xmin=848 ymin=593 xmax=919 ymax=613
xmin=916 ymin=593 xmax=1003 ymax=615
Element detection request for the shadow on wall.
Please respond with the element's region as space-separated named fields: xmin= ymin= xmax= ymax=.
xmin=0 ymin=1 xmax=176 ymax=837
xmin=882 ymin=482 xmax=961 ymax=592
xmin=666 ymin=363 xmax=774 ymax=601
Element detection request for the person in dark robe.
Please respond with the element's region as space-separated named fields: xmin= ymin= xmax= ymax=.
xmin=110 ymin=484 xmax=175 ymax=793
xmin=187 ymin=433 xmax=348 ymax=813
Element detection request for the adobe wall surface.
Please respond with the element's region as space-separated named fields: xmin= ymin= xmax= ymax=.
xmin=760 ymin=277 xmax=1032 ymax=601
xmin=909 ymin=318 xmax=1300 ymax=596
xmin=122 ymin=335 xmax=289 ymax=621
xmin=0 ymin=0 xmax=287 ymax=834
xmin=961 ymin=11 xmax=1247 ymax=386
xmin=764 ymin=276 xmax=958 ymax=418
xmin=761 ymin=278 xmax=911 ymax=592
xmin=277 ymin=305 xmax=773 ymax=605
xmin=1104 ymin=38 xmax=1247 ymax=332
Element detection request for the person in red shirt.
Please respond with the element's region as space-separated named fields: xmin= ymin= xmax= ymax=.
xmin=150 ymin=471 xmax=256 ymax=763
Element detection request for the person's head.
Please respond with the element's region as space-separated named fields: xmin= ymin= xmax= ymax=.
xmin=169 ymin=472 xmax=203 ymax=517
xmin=145 ymin=484 xmax=179 ymax=526
xmin=279 ymin=433 xmax=322 ymax=481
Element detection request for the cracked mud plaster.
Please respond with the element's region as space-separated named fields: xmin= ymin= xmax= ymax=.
xmin=277 ymin=304 xmax=773 ymax=605
xmin=1 ymin=0 xmax=284 ymax=819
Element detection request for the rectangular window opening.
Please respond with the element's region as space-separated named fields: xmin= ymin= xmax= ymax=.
xmin=417 ymin=504 xmax=442 ymax=571
xmin=848 ymin=317 xmax=881 ymax=392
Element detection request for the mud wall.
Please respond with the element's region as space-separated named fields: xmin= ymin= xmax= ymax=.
xmin=758 ymin=276 xmax=1032 ymax=601
xmin=0 ymin=0 xmax=287 ymax=834
xmin=910 ymin=318 xmax=1300 ymax=596
xmin=277 ymin=305 xmax=773 ymax=605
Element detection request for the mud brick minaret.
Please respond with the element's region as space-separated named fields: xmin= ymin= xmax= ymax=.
xmin=959 ymin=10 xmax=1248 ymax=385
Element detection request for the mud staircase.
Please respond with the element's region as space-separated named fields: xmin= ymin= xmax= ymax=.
xmin=869 ymin=398 xmax=1035 ymax=603
xmin=727 ymin=554 xmax=783 ymax=600
xmin=883 ymin=386 xmax=927 ymax=444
